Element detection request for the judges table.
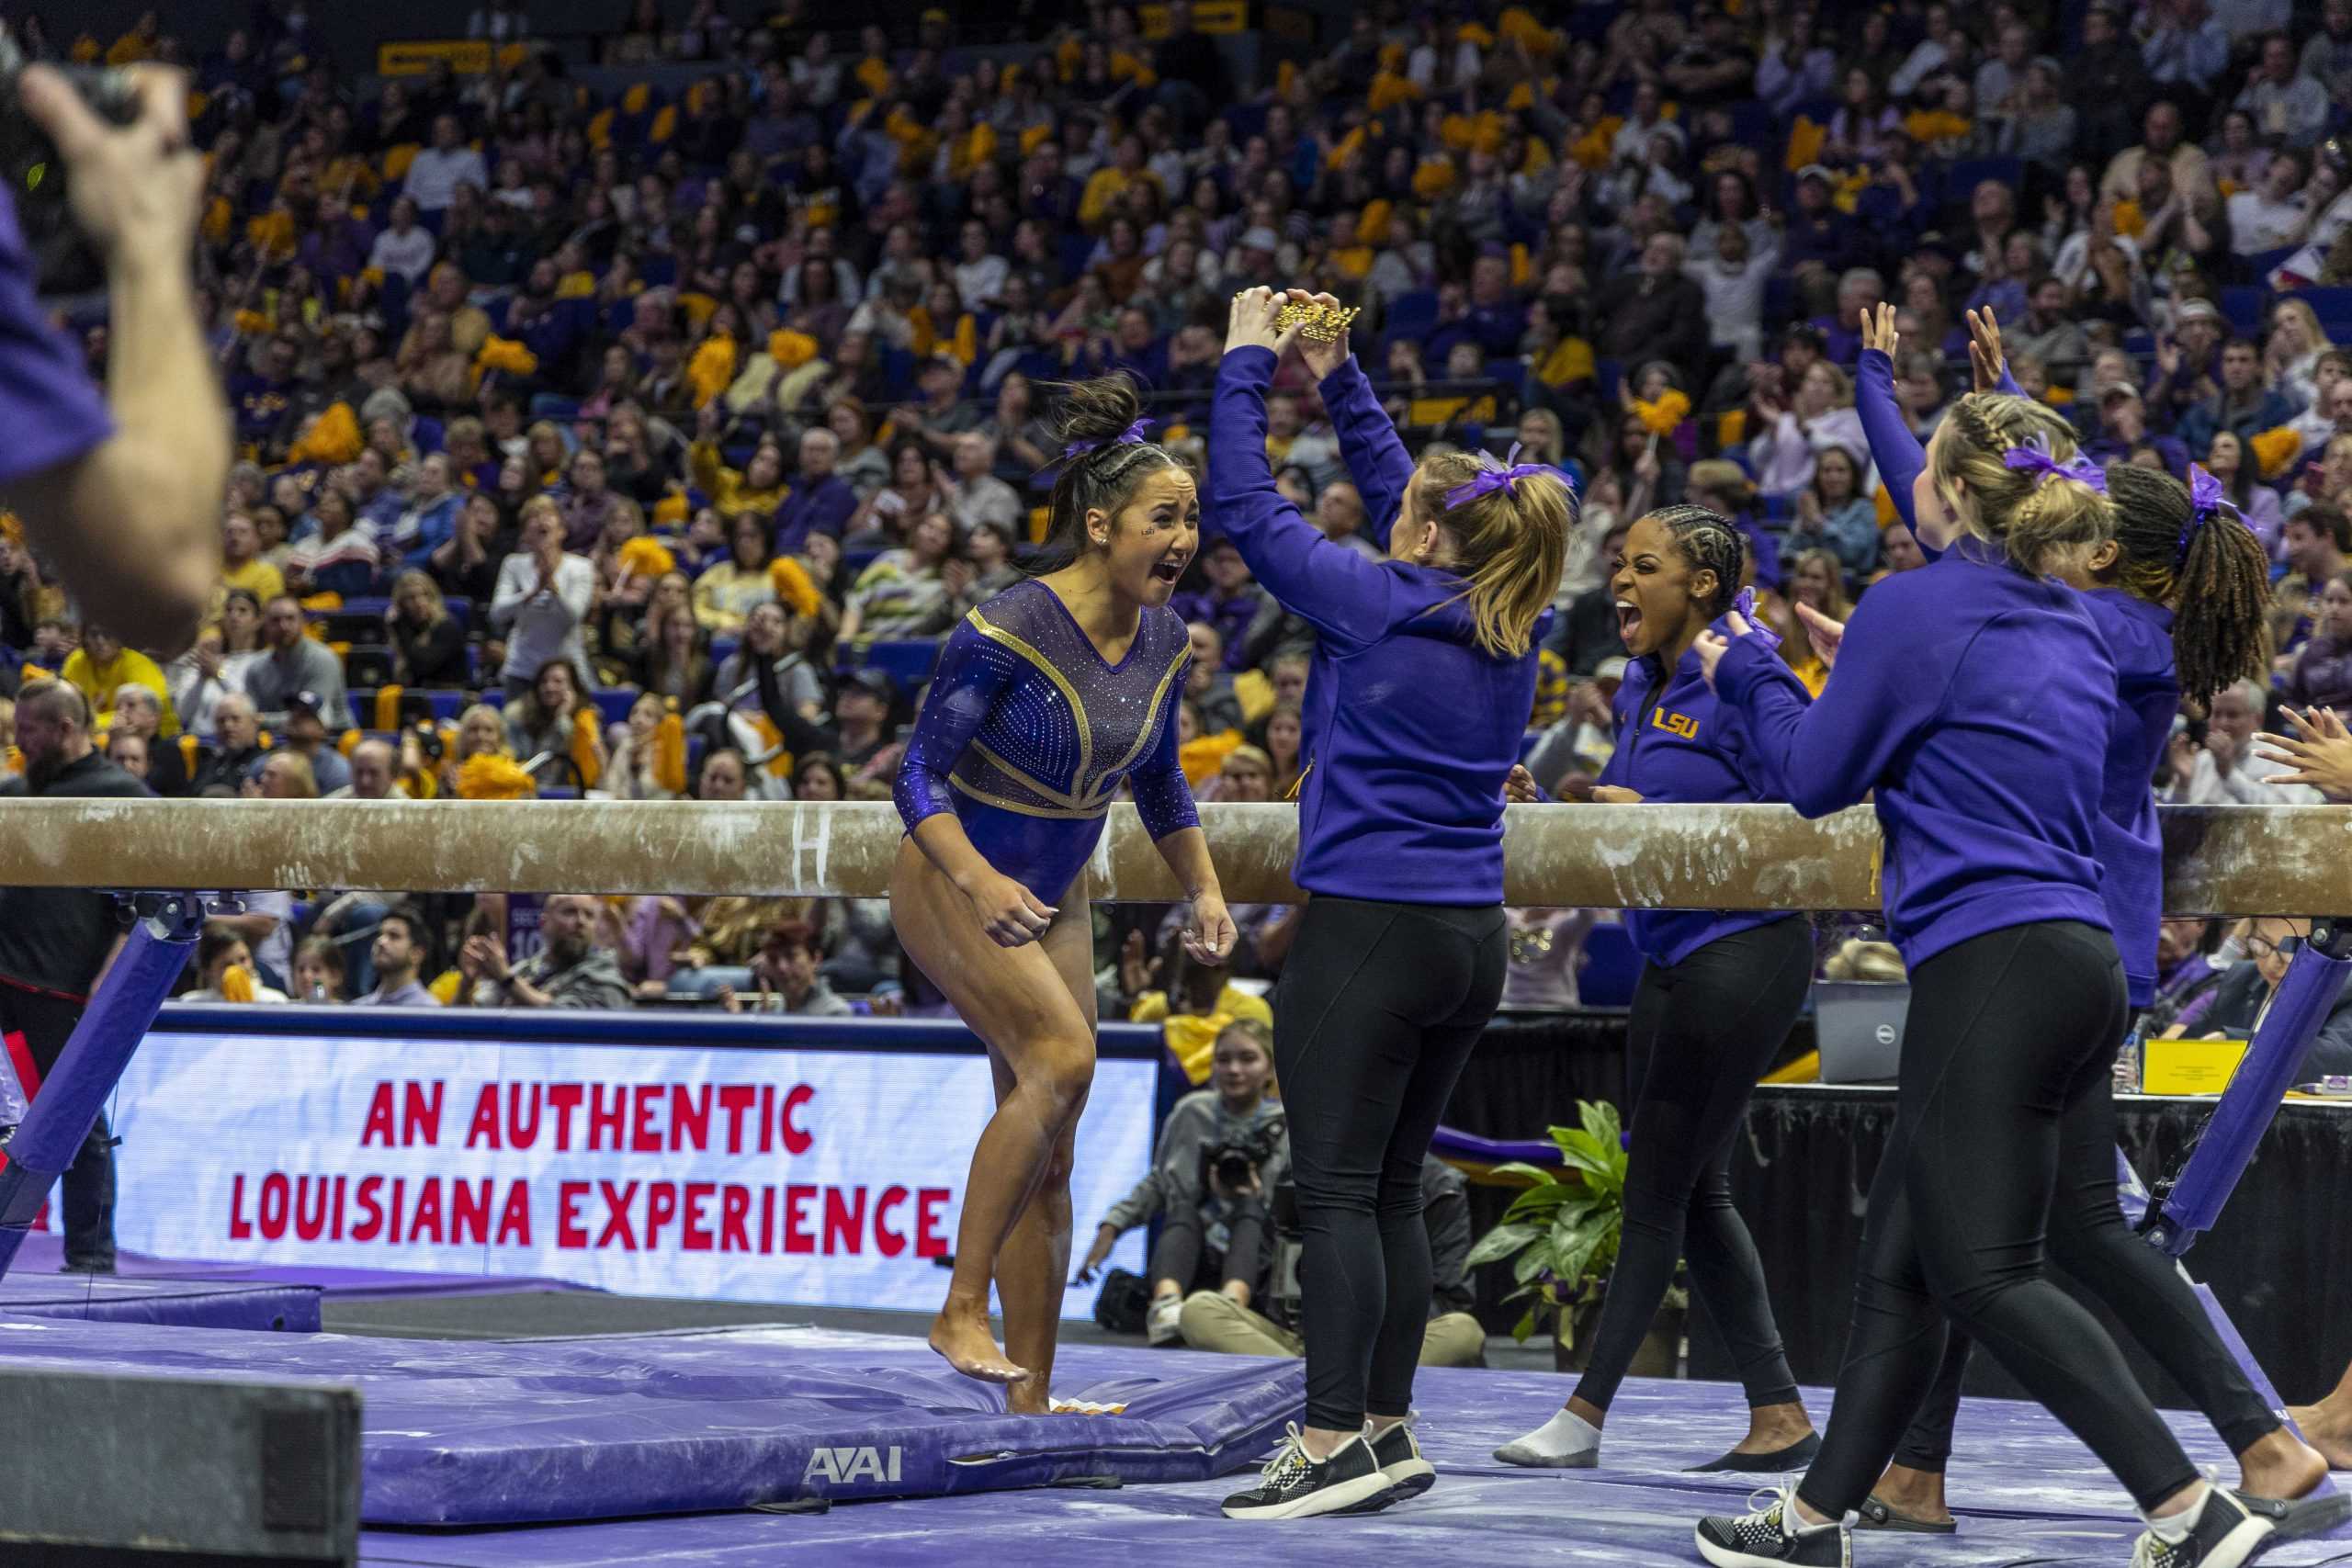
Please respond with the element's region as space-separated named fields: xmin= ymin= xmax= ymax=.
xmin=1443 ymin=1018 xmax=2352 ymax=1408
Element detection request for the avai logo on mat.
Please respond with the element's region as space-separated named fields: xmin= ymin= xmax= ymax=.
xmin=804 ymin=1445 xmax=903 ymax=1485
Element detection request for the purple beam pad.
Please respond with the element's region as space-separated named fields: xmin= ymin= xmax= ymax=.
xmin=1430 ymin=1125 xmax=1561 ymax=1167
xmin=0 ymin=1321 xmax=1301 ymax=1526
xmin=0 ymin=1275 xmax=320 ymax=1332
xmin=2158 ymin=943 xmax=2352 ymax=1251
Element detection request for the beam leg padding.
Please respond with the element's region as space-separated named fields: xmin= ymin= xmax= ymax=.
xmin=0 ymin=893 xmax=209 ymax=1282
xmin=2144 ymin=924 xmax=2352 ymax=1258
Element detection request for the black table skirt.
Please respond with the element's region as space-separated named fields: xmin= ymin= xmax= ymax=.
xmin=1444 ymin=1013 xmax=2352 ymax=1406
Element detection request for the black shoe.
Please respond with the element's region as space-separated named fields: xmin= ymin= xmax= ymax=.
xmin=58 ymin=1258 xmax=116 ymax=1276
xmin=1222 ymin=1425 xmax=1396 ymax=1521
xmin=1689 ymin=1433 xmax=1823 ymax=1473
xmin=2243 ymin=1486 xmax=2351 ymax=1543
xmin=1695 ymin=1486 xmax=1850 ymax=1568
xmin=2131 ymin=1488 xmax=2283 ymax=1568
xmin=1337 ymin=1421 xmax=1435 ymax=1512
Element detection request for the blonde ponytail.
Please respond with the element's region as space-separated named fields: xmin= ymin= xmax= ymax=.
xmin=1414 ymin=448 xmax=1576 ymax=658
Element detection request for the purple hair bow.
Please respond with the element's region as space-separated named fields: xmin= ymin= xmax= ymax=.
xmin=2179 ymin=463 xmax=2230 ymax=563
xmin=1731 ymin=585 xmax=1782 ymax=650
xmin=2001 ymin=433 xmax=2108 ymax=493
xmin=1043 ymin=417 xmax=1157 ymax=474
xmin=1443 ymin=443 xmax=1568 ymax=510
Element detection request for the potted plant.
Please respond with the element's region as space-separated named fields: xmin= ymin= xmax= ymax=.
xmin=1464 ymin=1100 xmax=1685 ymax=1373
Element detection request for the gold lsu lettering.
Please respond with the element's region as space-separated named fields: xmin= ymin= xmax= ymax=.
xmin=1651 ymin=708 xmax=1700 ymax=739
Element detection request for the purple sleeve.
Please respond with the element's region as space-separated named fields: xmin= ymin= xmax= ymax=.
xmin=0 ymin=187 xmax=114 ymax=485
xmin=1856 ymin=348 xmax=1925 ymax=539
xmin=891 ymin=615 xmax=1021 ymax=835
xmin=1127 ymin=673 xmax=1202 ymax=841
xmin=1713 ymin=587 xmax=1936 ymax=818
xmin=1209 ymin=346 xmax=1395 ymax=648
xmin=1317 ymin=353 xmax=1416 ymax=547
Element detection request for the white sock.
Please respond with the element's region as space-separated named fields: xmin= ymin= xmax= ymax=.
xmin=1505 ymin=1407 xmax=1602 ymax=1461
xmin=2145 ymin=1483 xmax=2211 ymax=1543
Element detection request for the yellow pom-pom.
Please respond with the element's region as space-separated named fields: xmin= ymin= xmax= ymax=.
xmin=458 ymin=754 xmax=537 ymax=801
xmin=654 ymin=710 xmax=687 ymax=795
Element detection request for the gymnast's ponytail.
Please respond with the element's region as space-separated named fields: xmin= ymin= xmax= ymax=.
xmin=1035 ymin=373 xmax=1182 ymax=569
xmin=1414 ymin=447 xmax=1577 ymax=659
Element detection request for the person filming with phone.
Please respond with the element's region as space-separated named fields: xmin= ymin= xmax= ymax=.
xmin=0 ymin=39 xmax=226 ymax=654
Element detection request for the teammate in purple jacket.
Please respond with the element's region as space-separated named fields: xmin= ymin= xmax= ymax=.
xmin=1212 ymin=288 xmax=1569 ymax=1521
xmin=1494 ymin=509 xmax=1820 ymax=1476
xmin=1690 ymin=393 xmax=2298 ymax=1568
xmin=1834 ymin=308 xmax=2335 ymax=1542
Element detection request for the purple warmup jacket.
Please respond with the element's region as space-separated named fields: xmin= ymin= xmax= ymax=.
xmin=1210 ymin=346 xmax=1536 ymax=905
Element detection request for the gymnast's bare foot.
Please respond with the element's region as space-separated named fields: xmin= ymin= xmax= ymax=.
xmin=2290 ymin=1404 xmax=2352 ymax=1472
xmin=930 ymin=1301 xmax=1028 ymax=1385
xmin=1005 ymin=1374 xmax=1051 ymax=1416
xmin=2246 ymin=1425 xmax=2337 ymax=1493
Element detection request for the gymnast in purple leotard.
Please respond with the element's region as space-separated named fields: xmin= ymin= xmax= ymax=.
xmin=889 ymin=373 xmax=1234 ymax=1409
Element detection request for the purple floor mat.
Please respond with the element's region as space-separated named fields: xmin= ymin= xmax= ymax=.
xmin=7 ymin=1230 xmax=595 ymax=1301
xmin=0 ymin=1273 xmax=319 ymax=1332
xmin=0 ymin=1319 xmax=1300 ymax=1527
xmin=351 ymin=1348 xmax=2352 ymax=1568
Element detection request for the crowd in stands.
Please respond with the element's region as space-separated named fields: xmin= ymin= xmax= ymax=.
xmin=8 ymin=0 xmax=2352 ymax=1044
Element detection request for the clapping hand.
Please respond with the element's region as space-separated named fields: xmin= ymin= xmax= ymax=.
xmin=2257 ymin=706 xmax=2352 ymax=793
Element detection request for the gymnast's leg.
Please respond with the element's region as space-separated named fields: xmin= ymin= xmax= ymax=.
xmin=891 ymin=840 xmax=1095 ymax=1393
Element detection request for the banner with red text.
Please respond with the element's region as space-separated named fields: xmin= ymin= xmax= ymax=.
xmin=110 ymin=1033 xmax=1155 ymax=1314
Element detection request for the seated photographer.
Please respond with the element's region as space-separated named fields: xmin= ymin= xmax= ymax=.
xmin=1078 ymin=1020 xmax=1285 ymax=1345
xmin=1177 ymin=1155 xmax=1486 ymax=1371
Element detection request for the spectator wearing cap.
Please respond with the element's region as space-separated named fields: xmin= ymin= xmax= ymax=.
xmin=2150 ymin=299 xmax=2229 ymax=427
xmin=60 ymin=625 xmax=173 ymax=740
xmin=278 ymin=691 xmax=353 ymax=795
xmin=491 ymin=497 xmax=595 ymax=704
xmin=2178 ymin=336 xmax=2301 ymax=458
xmin=899 ymin=355 xmax=988 ymax=464
xmin=831 ymin=669 xmax=899 ymax=777
xmin=1665 ymin=6 xmax=1758 ymax=110
xmin=106 ymin=684 xmax=187 ymax=795
xmin=2086 ymin=381 xmax=2192 ymax=477
xmin=243 ymin=596 xmax=352 ymax=731
xmin=1781 ymin=166 xmax=1860 ymax=280
xmin=773 ymin=428 xmax=858 ymax=558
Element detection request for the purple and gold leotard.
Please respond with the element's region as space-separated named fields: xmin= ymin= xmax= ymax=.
xmin=894 ymin=578 xmax=1200 ymax=901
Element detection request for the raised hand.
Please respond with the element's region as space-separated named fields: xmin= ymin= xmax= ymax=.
xmin=1966 ymin=307 xmax=2006 ymax=393
xmin=1286 ymin=288 xmax=1353 ymax=381
xmin=1794 ymin=602 xmax=1846 ymax=669
xmin=2256 ymin=706 xmax=2352 ymax=792
xmin=1860 ymin=300 xmax=1900 ymax=358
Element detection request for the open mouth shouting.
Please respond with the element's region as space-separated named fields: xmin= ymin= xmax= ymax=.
xmin=1615 ymin=599 xmax=1642 ymax=643
xmin=1150 ymin=553 xmax=1190 ymax=586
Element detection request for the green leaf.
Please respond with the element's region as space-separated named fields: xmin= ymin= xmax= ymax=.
xmin=1512 ymin=1243 xmax=1556 ymax=1285
xmin=1510 ymin=1306 xmax=1537 ymax=1343
xmin=1500 ymin=1181 xmax=1574 ymax=1224
xmin=1579 ymin=1099 xmax=1622 ymax=1147
xmin=1464 ymin=1222 xmax=1541 ymax=1269
xmin=1487 ymin=1160 xmax=1563 ymax=1186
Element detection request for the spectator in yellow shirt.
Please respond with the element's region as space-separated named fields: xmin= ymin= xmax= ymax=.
xmin=60 ymin=625 xmax=175 ymax=738
xmin=217 ymin=512 xmax=287 ymax=612
xmin=1125 ymin=930 xmax=1277 ymax=1084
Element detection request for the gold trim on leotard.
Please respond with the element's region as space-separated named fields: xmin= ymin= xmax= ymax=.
xmin=946 ymin=773 xmax=1111 ymax=820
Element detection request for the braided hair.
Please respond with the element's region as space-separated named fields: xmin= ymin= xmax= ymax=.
xmin=1640 ymin=503 xmax=1747 ymax=616
xmin=1933 ymin=393 xmax=2114 ymax=576
xmin=1036 ymin=374 xmax=1184 ymax=567
xmin=2103 ymin=463 xmax=2271 ymax=703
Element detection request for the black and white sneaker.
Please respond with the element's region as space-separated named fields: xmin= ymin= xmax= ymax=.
xmin=1221 ymin=1424 xmax=1395 ymax=1520
xmin=1694 ymin=1485 xmax=1850 ymax=1568
xmin=1345 ymin=1420 xmax=1435 ymax=1508
xmin=2130 ymin=1487 xmax=2282 ymax=1568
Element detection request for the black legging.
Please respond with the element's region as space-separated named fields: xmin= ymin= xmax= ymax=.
xmin=1274 ymin=895 xmax=1506 ymax=1431
xmin=1575 ymin=917 xmax=1812 ymax=1415
xmin=1149 ymin=1197 xmax=1271 ymax=1298
xmin=1887 ymin=1038 xmax=2278 ymax=1473
xmin=1797 ymin=921 xmax=2201 ymax=1518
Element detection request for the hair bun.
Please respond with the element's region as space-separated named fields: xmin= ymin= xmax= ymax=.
xmin=1049 ymin=373 xmax=1148 ymax=450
